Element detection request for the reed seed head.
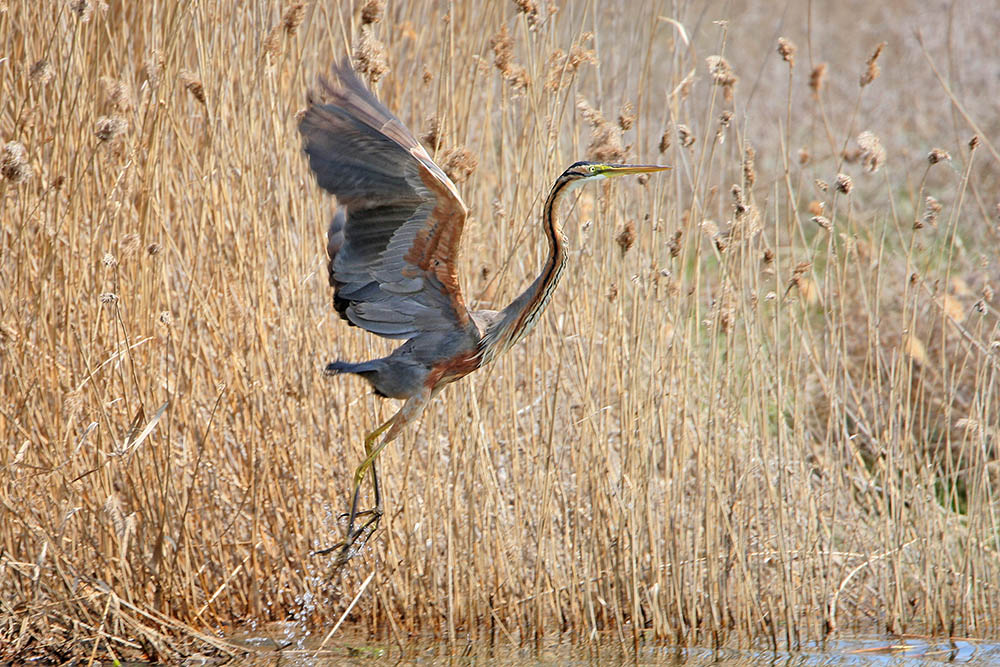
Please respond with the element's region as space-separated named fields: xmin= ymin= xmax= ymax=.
xmin=282 ymin=2 xmax=305 ymax=34
xmin=777 ymin=37 xmax=797 ymax=67
xmin=658 ymin=129 xmax=671 ymax=154
xmin=513 ymin=0 xmax=540 ymax=29
xmin=917 ymin=196 xmax=942 ymax=229
xmin=420 ymin=115 xmax=442 ymax=152
xmin=29 ymin=58 xmax=54 ymax=85
xmin=677 ymin=124 xmax=695 ymax=148
xmin=743 ymin=146 xmax=756 ymax=188
xmin=95 ymin=115 xmax=127 ymax=142
xmin=812 ymin=215 xmax=832 ymax=231
xmin=809 ymin=63 xmax=827 ymax=99
xmin=706 ymin=55 xmax=737 ymax=102
xmin=180 ymin=70 xmax=206 ymax=104
xmin=835 ymin=173 xmax=853 ymax=194
xmin=69 ymin=0 xmax=92 ymax=21
xmin=144 ymin=50 xmax=164 ymax=85
xmin=969 ymin=136 xmax=980 ymax=151
xmin=857 ymin=131 xmax=885 ymax=172
xmin=578 ymin=98 xmax=626 ymax=163
xmin=120 ymin=233 xmax=141 ymax=259
xmin=860 ymin=42 xmax=886 ymax=87
xmin=618 ymin=103 xmax=635 ymax=131
xmin=263 ymin=26 xmax=283 ymax=61
xmin=100 ymin=76 xmax=132 ymax=112
xmin=355 ymin=25 xmax=389 ymax=82
xmin=1 ymin=141 xmax=31 ymax=184
xmin=667 ymin=230 xmax=682 ymax=258
xmin=616 ymin=220 xmax=636 ymax=255
xmin=928 ymin=148 xmax=950 ymax=164
xmin=545 ymin=37 xmax=595 ymax=91
xmin=491 ymin=26 xmax=514 ymax=74
xmin=442 ymin=146 xmax=478 ymax=184
xmin=361 ymin=0 xmax=384 ymax=24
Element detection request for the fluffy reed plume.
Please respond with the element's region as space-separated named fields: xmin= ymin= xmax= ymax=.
xmin=282 ymin=2 xmax=305 ymax=33
xmin=355 ymin=25 xmax=389 ymax=82
xmin=513 ymin=0 xmax=540 ymax=29
xmin=144 ymin=50 xmax=164 ymax=85
xmin=667 ymin=229 xmax=682 ymax=257
xmin=835 ymin=173 xmax=853 ymax=194
xmin=29 ymin=58 xmax=54 ymax=85
xmin=545 ymin=35 xmax=595 ymax=91
xmin=809 ymin=63 xmax=827 ymax=98
xmin=361 ymin=0 xmax=384 ymax=25
xmin=616 ymin=220 xmax=636 ymax=254
xmin=442 ymin=146 xmax=478 ymax=184
xmin=68 ymin=0 xmax=92 ymax=21
xmin=743 ymin=146 xmax=756 ymax=187
xmin=812 ymin=215 xmax=832 ymax=231
xmin=618 ymin=103 xmax=635 ymax=131
xmin=916 ymin=196 xmax=942 ymax=229
xmin=95 ymin=115 xmax=127 ymax=142
xmin=1 ymin=141 xmax=31 ymax=184
xmin=179 ymin=69 xmax=206 ymax=104
xmin=860 ymin=41 xmax=886 ymax=87
xmin=677 ymin=123 xmax=695 ymax=148
xmin=420 ymin=114 xmax=442 ymax=151
xmin=120 ymin=233 xmax=141 ymax=260
xmin=490 ymin=25 xmax=529 ymax=89
xmin=658 ymin=129 xmax=671 ymax=154
xmin=777 ymin=37 xmax=797 ymax=67
xmin=706 ymin=55 xmax=737 ymax=102
xmin=928 ymin=148 xmax=951 ymax=164
xmin=577 ymin=97 xmax=625 ymax=162
xmin=100 ymin=76 xmax=132 ymax=112
xmin=491 ymin=25 xmax=514 ymax=72
xmin=857 ymin=131 xmax=886 ymax=172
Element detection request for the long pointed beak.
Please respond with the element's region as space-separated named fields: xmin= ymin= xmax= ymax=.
xmin=603 ymin=164 xmax=671 ymax=176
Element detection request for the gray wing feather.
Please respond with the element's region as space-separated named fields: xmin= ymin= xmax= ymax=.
xmin=301 ymin=61 xmax=474 ymax=340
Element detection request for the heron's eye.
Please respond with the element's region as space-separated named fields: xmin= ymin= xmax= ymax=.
xmin=589 ymin=165 xmax=598 ymax=174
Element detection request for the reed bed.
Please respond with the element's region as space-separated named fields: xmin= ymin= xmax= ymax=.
xmin=2 ymin=0 xmax=999 ymax=661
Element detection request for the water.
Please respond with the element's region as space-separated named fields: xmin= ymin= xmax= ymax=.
xmin=228 ymin=629 xmax=1000 ymax=665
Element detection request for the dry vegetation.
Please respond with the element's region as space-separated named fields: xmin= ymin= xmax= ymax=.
xmin=2 ymin=0 xmax=1000 ymax=661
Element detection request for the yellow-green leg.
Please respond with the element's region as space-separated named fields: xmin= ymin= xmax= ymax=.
xmin=315 ymin=388 xmax=430 ymax=564
xmin=313 ymin=415 xmax=395 ymax=561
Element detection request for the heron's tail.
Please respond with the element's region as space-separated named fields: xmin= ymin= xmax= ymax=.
xmin=325 ymin=359 xmax=392 ymax=398
xmin=325 ymin=360 xmax=378 ymax=376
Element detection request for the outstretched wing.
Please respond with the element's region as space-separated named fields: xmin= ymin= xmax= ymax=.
xmin=300 ymin=61 xmax=474 ymax=340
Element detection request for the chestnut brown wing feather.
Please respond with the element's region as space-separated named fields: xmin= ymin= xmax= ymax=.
xmin=300 ymin=61 xmax=474 ymax=340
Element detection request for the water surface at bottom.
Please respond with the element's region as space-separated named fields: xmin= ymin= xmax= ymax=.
xmin=229 ymin=629 xmax=1000 ymax=665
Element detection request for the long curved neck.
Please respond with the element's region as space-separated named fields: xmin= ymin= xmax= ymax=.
xmin=478 ymin=174 xmax=576 ymax=364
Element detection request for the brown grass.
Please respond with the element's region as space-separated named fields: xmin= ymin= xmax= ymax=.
xmin=2 ymin=0 xmax=999 ymax=661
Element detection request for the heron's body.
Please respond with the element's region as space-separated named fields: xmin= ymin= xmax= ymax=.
xmin=298 ymin=61 xmax=667 ymax=562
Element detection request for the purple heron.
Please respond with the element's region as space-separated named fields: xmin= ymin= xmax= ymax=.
xmin=299 ymin=61 xmax=668 ymax=562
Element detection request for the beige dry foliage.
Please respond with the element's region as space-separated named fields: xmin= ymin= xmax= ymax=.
xmin=2 ymin=0 xmax=999 ymax=663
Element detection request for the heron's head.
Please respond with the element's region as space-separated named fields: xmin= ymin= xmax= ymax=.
xmin=561 ymin=161 xmax=670 ymax=190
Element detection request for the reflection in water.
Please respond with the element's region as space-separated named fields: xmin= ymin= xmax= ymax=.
xmin=227 ymin=630 xmax=999 ymax=665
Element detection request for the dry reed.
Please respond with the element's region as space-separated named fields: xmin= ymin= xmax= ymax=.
xmin=1 ymin=0 xmax=999 ymax=662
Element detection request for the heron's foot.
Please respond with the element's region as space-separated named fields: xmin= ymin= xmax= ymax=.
xmin=337 ymin=507 xmax=380 ymax=522
xmin=312 ymin=507 xmax=383 ymax=565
